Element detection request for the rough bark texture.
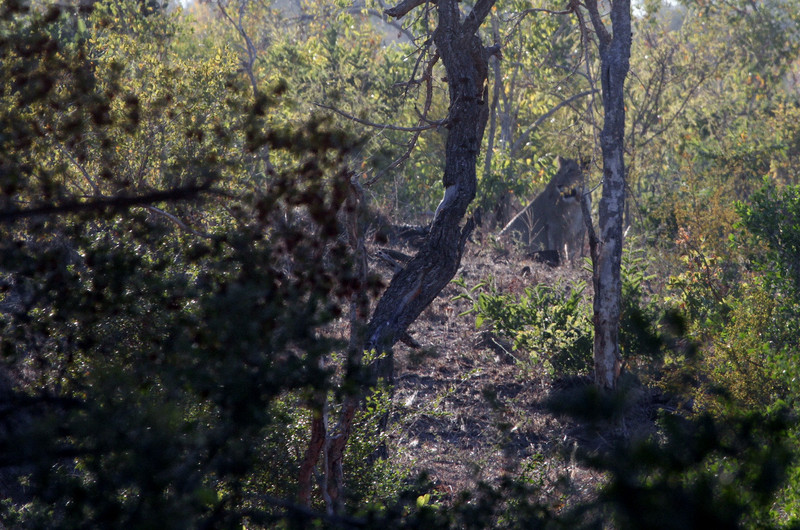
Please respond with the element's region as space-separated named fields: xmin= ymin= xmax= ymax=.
xmin=323 ymin=179 xmax=370 ymax=513
xmin=584 ymin=0 xmax=632 ymax=389
xmin=324 ymin=396 xmax=357 ymax=513
xmin=297 ymin=412 xmax=325 ymax=506
xmin=369 ymin=0 xmax=495 ymax=384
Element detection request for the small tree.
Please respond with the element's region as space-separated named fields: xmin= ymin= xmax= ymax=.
xmin=573 ymin=0 xmax=632 ymax=389
xmin=366 ymin=0 xmax=499 ymax=383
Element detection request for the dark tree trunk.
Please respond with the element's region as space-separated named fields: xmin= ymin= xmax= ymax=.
xmin=581 ymin=0 xmax=632 ymax=389
xmin=368 ymin=0 xmax=496 ymax=384
xmin=298 ymin=1 xmax=497 ymax=512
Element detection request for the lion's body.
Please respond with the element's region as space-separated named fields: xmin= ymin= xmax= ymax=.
xmin=500 ymin=157 xmax=587 ymax=264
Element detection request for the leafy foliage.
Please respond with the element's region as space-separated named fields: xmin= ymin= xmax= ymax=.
xmin=453 ymin=276 xmax=593 ymax=375
xmin=561 ymin=394 xmax=796 ymax=530
xmin=3 ymin=0 xmax=800 ymax=526
xmin=453 ymin=248 xmax=663 ymax=377
xmin=739 ymin=181 xmax=800 ymax=298
xmin=0 ymin=1 xmax=401 ymax=526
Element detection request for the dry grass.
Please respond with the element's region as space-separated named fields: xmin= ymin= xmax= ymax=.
xmin=366 ymin=228 xmax=602 ymax=506
xmin=324 ymin=223 xmax=673 ymax=513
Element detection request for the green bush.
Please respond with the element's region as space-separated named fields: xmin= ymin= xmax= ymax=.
xmin=735 ymin=180 xmax=800 ymax=523
xmin=454 ymin=248 xmax=663 ymax=378
xmin=619 ymin=248 xmax=664 ymax=367
xmin=453 ymin=276 xmax=593 ymax=376
xmin=0 ymin=2 xmax=406 ymax=525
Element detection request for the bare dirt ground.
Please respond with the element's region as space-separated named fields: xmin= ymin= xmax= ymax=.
xmin=374 ymin=229 xmax=666 ymax=508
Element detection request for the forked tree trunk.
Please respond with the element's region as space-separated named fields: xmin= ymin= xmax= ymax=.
xmin=581 ymin=0 xmax=632 ymax=389
xmin=367 ymin=0 xmax=496 ymax=384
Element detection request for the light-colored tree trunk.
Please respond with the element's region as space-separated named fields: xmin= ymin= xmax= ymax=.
xmin=579 ymin=0 xmax=632 ymax=390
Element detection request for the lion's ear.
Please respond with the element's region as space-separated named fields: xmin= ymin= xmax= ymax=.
xmin=556 ymin=155 xmax=565 ymax=169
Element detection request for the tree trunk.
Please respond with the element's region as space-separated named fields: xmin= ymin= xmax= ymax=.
xmin=582 ymin=0 xmax=632 ymax=390
xmin=323 ymin=179 xmax=369 ymax=513
xmin=368 ymin=0 xmax=496 ymax=384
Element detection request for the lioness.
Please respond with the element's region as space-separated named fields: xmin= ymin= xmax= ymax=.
xmin=500 ymin=157 xmax=587 ymax=265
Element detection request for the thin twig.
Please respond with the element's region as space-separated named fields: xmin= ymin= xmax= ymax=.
xmin=217 ymin=0 xmax=259 ymax=96
xmin=53 ymin=141 xmax=101 ymax=196
xmin=384 ymin=0 xmax=427 ymax=19
xmin=509 ymin=89 xmax=598 ymax=156
xmin=520 ymin=6 xmax=572 ymax=16
xmin=315 ymin=103 xmax=445 ymax=133
xmin=503 ymin=6 xmax=572 ymax=47
xmin=365 ymin=50 xmax=439 ymax=186
xmin=143 ymin=205 xmax=217 ymax=239
xmin=400 ymin=39 xmax=433 ymax=99
xmin=571 ymin=0 xmax=601 ymax=169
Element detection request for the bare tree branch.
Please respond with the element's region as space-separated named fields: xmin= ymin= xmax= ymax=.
xmin=217 ymin=0 xmax=259 ymax=96
xmin=366 ymin=50 xmax=440 ymax=186
xmin=580 ymin=0 xmax=611 ymax=47
xmin=510 ymin=89 xmax=598 ymax=156
xmin=571 ymin=0 xmax=602 ymax=166
xmin=501 ymin=6 xmax=572 ymax=49
xmin=53 ymin=141 xmax=101 ymax=196
xmin=463 ymin=0 xmax=496 ymax=35
xmin=0 ymin=185 xmax=213 ymax=223
xmin=46 ymin=126 xmax=217 ymax=238
xmin=143 ymin=206 xmax=217 ymax=239
xmin=384 ymin=0 xmax=429 ymax=19
xmin=315 ymin=103 xmax=446 ymax=133
xmin=217 ymin=0 xmax=273 ymax=173
xmin=482 ymin=13 xmax=501 ymax=186
xmin=346 ymin=6 xmax=415 ymax=41
xmin=394 ymin=38 xmax=434 ymax=100
xmin=520 ymin=6 xmax=572 ymax=17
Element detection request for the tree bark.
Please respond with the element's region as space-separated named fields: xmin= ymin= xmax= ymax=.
xmin=368 ymin=0 xmax=496 ymax=384
xmin=299 ymin=1 xmax=496 ymax=511
xmin=298 ymin=179 xmax=369 ymax=512
xmin=323 ymin=178 xmax=369 ymax=513
xmin=582 ymin=0 xmax=631 ymax=390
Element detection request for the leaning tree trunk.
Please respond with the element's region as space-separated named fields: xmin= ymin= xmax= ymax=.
xmin=368 ymin=0 xmax=496 ymax=384
xmin=296 ymin=0 xmax=497 ymax=511
xmin=581 ymin=0 xmax=632 ymax=389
